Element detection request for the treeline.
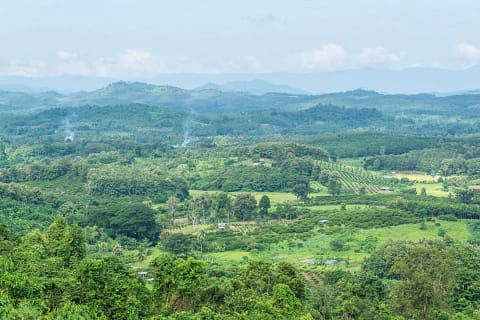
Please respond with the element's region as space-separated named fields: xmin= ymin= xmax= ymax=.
xmin=307 ymin=191 xmax=480 ymax=221
xmin=192 ymin=156 xmax=327 ymax=196
xmin=82 ymin=202 xmax=159 ymax=242
xmin=394 ymin=196 xmax=480 ymax=220
xmin=190 ymin=104 xmax=390 ymax=136
xmin=364 ymin=142 xmax=480 ymax=175
xmin=305 ymin=132 xmax=440 ymax=158
xmin=0 ymin=160 xmax=71 ymax=182
xmin=253 ymin=104 xmax=388 ymax=134
xmin=245 ymin=142 xmax=330 ymax=161
xmin=192 ymin=165 xmax=287 ymax=192
xmin=85 ymin=166 xmax=189 ymax=201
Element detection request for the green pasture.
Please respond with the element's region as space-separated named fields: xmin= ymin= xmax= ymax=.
xmin=303 ymin=204 xmax=369 ymax=211
xmin=200 ymin=220 xmax=472 ymax=270
xmin=414 ymin=182 xmax=449 ymax=197
xmin=389 ymin=171 xmax=437 ymax=182
xmin=205 ymin=250 xmax=252 ymax=264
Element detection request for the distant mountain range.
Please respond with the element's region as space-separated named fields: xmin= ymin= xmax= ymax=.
xmin=0 ymin=66 xmax=479 ymax=94
xmin=1 ymin=81 xmax=479 ymax=118
xmin=0 ymin=81 xmax=319 ymax=113
xmin=196 ymin=79 xmax=308 ymax=95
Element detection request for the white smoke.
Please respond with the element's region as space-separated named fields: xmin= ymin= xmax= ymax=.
xmin=181 ymin=127 xmax=191 ymax=147
xmin=64 ymin=118 xmax=75 ymax=141
xmin=175 ymin=109 xmax=196 ymax=148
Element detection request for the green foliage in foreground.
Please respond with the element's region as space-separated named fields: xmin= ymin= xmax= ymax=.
xmin=3 ymin=218 xmax=480 ymax=319
xmin=0 ymin=219 xmax=313 ymax=319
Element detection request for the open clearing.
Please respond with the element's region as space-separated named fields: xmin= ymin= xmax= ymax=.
xmin=152 ymin=220 xmax=472 ymax=271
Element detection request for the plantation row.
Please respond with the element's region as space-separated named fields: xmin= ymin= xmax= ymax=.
xmin=315 ymin=160 xmax=390 ymax=193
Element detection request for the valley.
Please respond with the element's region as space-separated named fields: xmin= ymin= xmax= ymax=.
xmin=1 ymin=83 xmax=480 ymax=318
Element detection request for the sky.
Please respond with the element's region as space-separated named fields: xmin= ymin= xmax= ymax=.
xmin=0 ymin=0 xmax=479 ymax=78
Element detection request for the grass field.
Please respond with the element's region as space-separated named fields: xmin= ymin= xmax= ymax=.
xmin=205 ymin=250 xmax=252 ymax=264
xmin=413 ymin=182 xmax=449 ymax=197
xmin=308 ymin=204 xmax=369 ymax=210
xmin=137 ymin=218 xmax=472 ymax=273
xmin=228 ymin=220 xmax=471 ymax=270
xmin=389 ymin=171 xmax=438 ymax=182
xmin=140 ymin=184 xmax=469 ymax=272
xmin=337 ymin=158 xmax=365 ymax=167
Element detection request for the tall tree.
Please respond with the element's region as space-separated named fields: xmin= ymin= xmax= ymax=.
xmin=327 ymin=172 xmax=342 ymax=195
xmin=232 ymin=193 xmax=257 ymax=221
xmin=390 ymin=246 xmax=454 ymax=320
xmin=152 ymin=253 xmax=207 ymax=314
xmin=258 ymin=195 xmax=271 ymax=218
xmin=292 ymin=176 xmax=311 ymax=200
xmin=110 ymin=203 xmax=159 ymax=241
xmin=166 ymin=196 xmax=179 ymax=224
xmin=214 ymin=192 xmax=232 ymax=223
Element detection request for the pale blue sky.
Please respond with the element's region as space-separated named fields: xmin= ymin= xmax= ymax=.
xmin=1 ymin=0 xmax=479 ymax=77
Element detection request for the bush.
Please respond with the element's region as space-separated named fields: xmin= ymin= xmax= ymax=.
xmin=438 ymin=228 xmax=447 ymax=237
xmin=330 ymin=238 xmax=349 ymax=251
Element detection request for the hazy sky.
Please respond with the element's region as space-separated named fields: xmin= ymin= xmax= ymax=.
xmin=1 ymin=0 xmax=479 ymax=78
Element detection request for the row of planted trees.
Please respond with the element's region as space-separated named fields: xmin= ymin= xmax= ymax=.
xmin=164 ymin=192 xmax=304 ymax=228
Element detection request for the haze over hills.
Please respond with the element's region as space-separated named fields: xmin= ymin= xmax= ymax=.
xmin=4 ymin=2 xmax=480 ymax=319
xmin=153 ymin=66 xmax=480 ymax=94
xmin=1 ymin=81 xmax=480 ymax=119
xmin=1 ymin=66 xmax=480 ymax=94
xmin=196 ymin=79 xmax=309 ymax=95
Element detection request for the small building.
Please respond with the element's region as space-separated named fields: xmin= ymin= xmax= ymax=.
xmin=253 ymin=158 xmax=272 ymax=168
xmin=218 ymin=222 xmax=228 ymax=230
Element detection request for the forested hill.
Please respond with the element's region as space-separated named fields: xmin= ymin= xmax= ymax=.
xmin=0 ymin=97 xmax=479 ymax=148
xmin=311 ymin=89 xmax=480 ymax=116
xmin=0 ymin=103 xmax=389 ymax=146
xmin=0 ymin=81 xmax=320 ymax=113
xmin=1 ymin=82 xmax=480 ymax=144
xmin=1 ymin=81 xmax=479 ymax=116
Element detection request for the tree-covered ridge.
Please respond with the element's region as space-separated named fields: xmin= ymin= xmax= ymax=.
xmin=0 ymin=81 xmax=321 ymax=113
xmin=0 ymin=102 xmax=391 ymax=146
xmin=1 ymin=104 xmax=185 ymax=145
xmin=1 ymin=82 xmax=480 ymax=143
xmin=2 ymin=83 xmax=480 ymax=116
xmin=310 ymin=88 xmax=480 ymax=116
